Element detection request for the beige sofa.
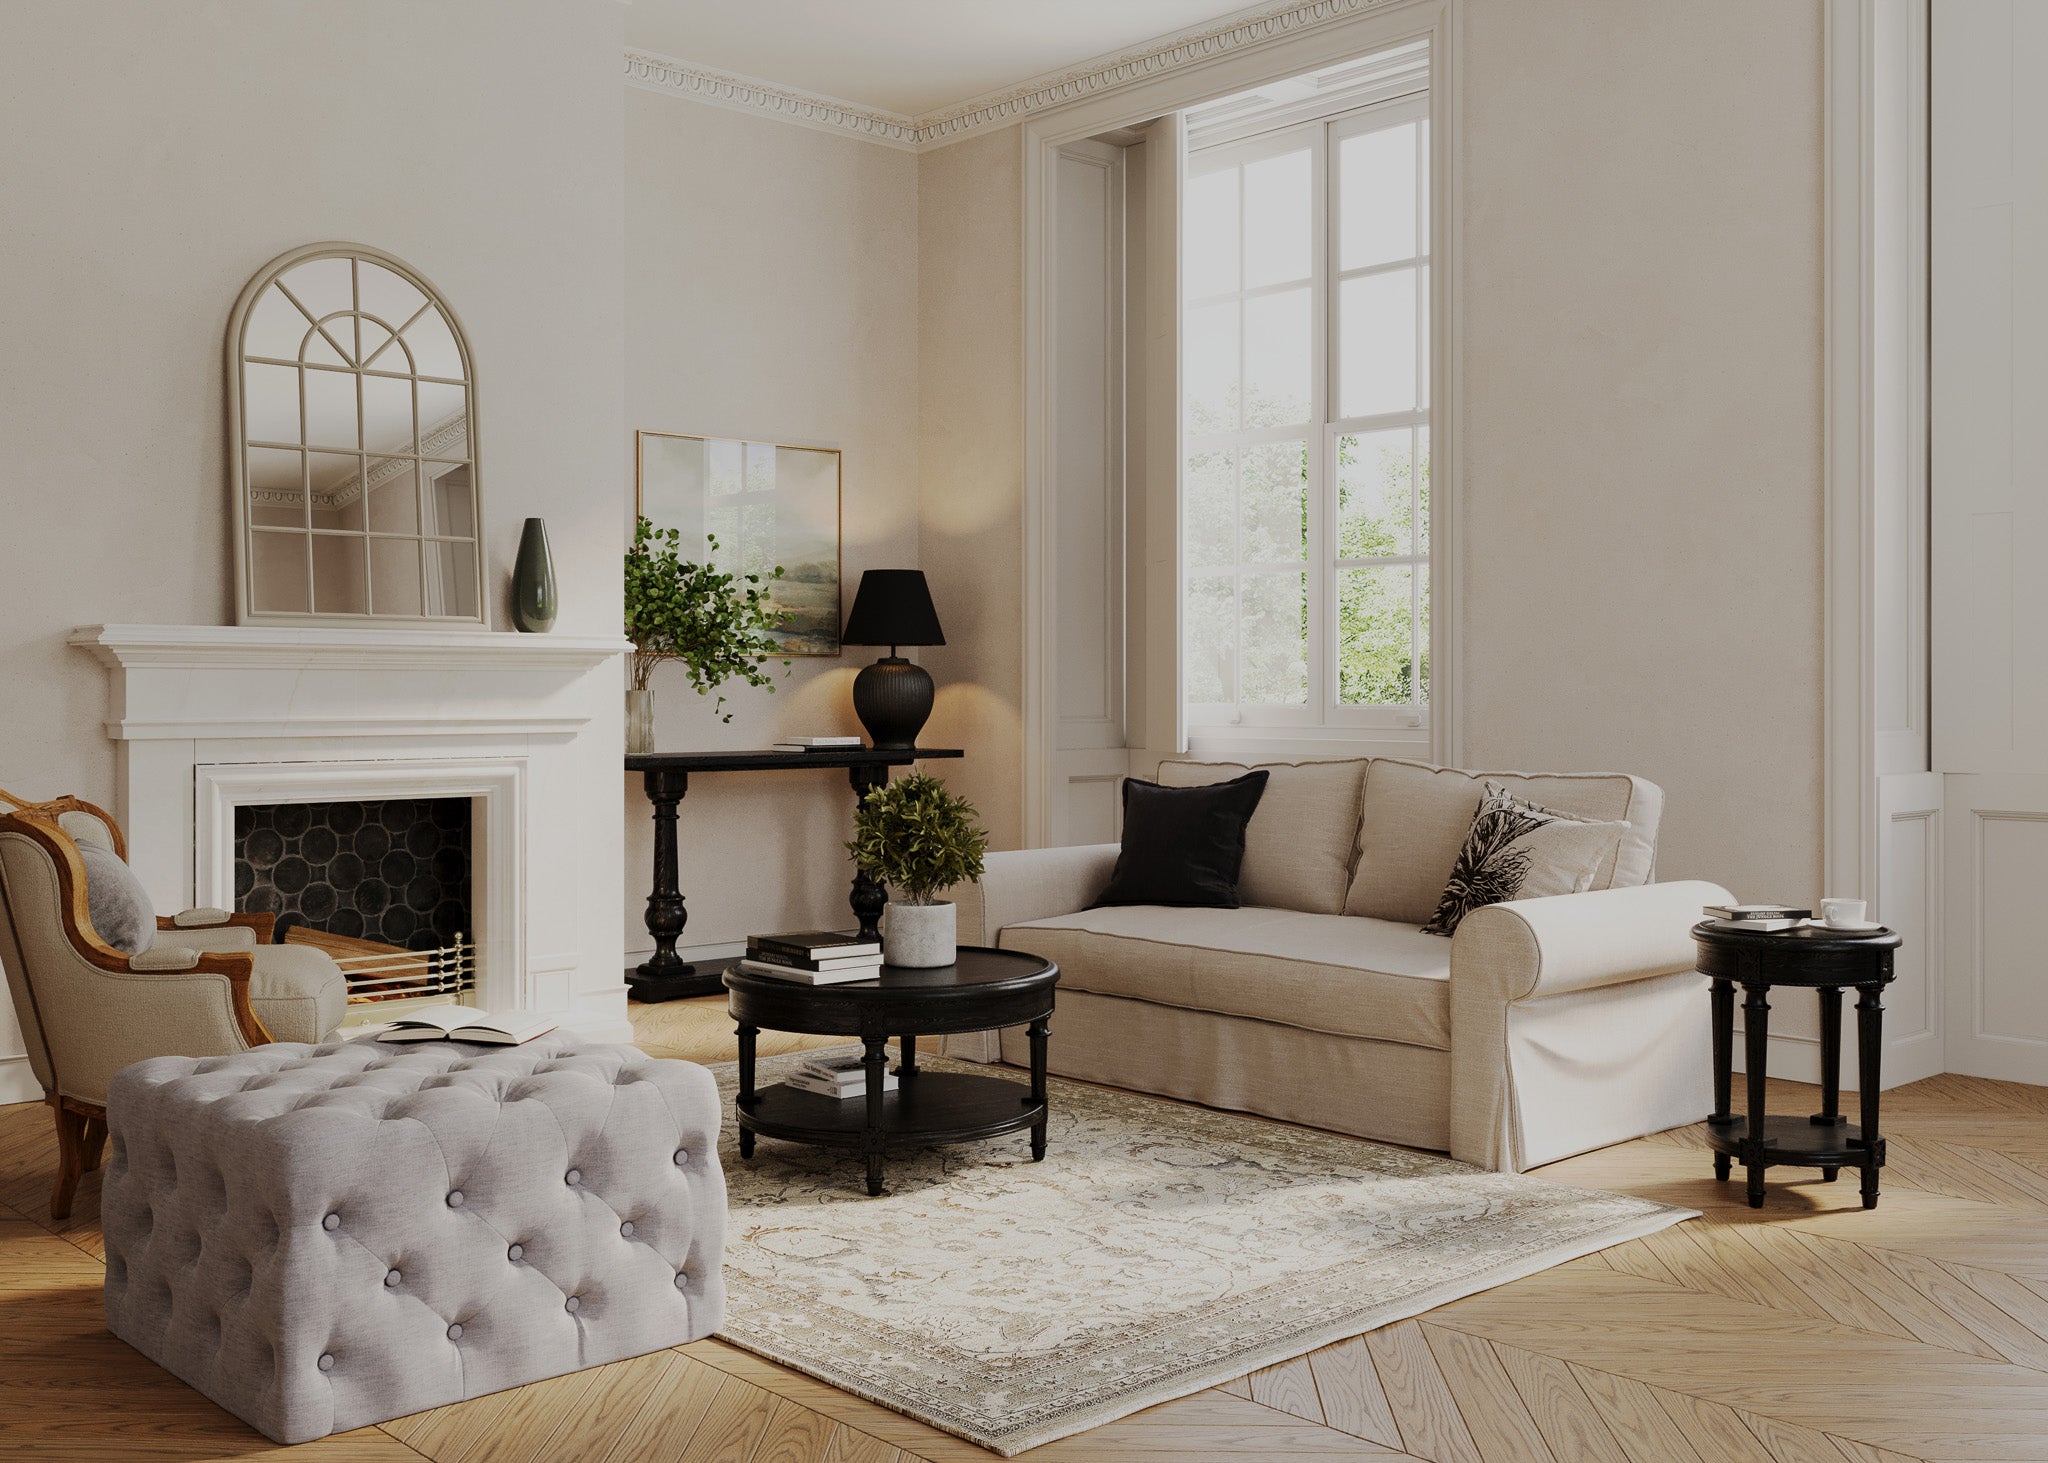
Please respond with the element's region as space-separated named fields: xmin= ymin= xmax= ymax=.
xmin=946 ymin=757 xmax=1729 ymax=1173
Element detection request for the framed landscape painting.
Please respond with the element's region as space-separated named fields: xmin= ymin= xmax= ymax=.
xmin=635 ymin=429 xmax=842 ymax=656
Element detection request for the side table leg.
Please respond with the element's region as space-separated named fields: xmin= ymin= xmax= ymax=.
xmin=1028 ymin=1016 xmax=1050 ymax=1161
xmin=848 ymin=766 xmax=889 ymax=943
xmin=896 ymin=1033 xmax=917 ymax=1079
xmin=1743 ymin=982 xmax=1771 ymax=1209
xmin=736 ymin=1023 xmax=757 ymax=1159
xmin=1816 ymin=985 xmax=1843 ymax=1180
xmin=863 ymin=1035 xmax=889 ymax=1196
xmin=1710 ymin=976 xmax=1734 ymax=1181
xmin=1856 ymin=985 xmax=1886 ymax=1210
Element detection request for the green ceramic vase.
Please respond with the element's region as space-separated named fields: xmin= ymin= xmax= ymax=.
xmin=512 ymin=517 xmax=557 ymax=633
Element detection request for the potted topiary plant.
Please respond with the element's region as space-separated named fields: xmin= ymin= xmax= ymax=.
xmin=848 ymin=771 xmax=988 ymax=967
xmin=623 ymin=516 xmax=789 ymax=751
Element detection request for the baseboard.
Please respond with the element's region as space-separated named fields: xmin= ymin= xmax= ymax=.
xmin=1730 ymin=1031 xmax=1936 ymax=1092
xmin=0 ymin=1054 xmax=39 ymax=1106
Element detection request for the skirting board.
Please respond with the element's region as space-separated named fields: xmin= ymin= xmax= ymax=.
xmin=0 ymin=1053 xmax=37 ymax=1107
xmin=1731 ymin=1030 xmax=1944 ymax=1092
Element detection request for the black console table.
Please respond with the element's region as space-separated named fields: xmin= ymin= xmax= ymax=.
xmin=625 ymin=747 xmax=963 ymax=1002
xmin=1692 ymin=921 xmax=1902 ymax=1210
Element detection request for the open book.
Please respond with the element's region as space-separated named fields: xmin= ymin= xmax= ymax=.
xmin=375 ymin=1006 xmax=557 ymax=1046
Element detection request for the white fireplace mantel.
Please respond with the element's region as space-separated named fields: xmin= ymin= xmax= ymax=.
xmin=70 ymin=622 xmax=633 ymax=1041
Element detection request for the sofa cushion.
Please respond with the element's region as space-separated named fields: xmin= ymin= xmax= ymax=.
xmin=1157 ymin=758 xmax=1368 ymax=915
xmin=1346 ymin=759 xmax=1662 ymax=925
xmin=1097 ymin=771 xmax=1270 ymax=909
xmin=1000 ymin=904 xmax=1450 ymax=1050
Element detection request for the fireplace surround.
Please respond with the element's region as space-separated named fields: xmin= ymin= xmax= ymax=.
xmin=66 ymin=623 xmax=632 ymax=1049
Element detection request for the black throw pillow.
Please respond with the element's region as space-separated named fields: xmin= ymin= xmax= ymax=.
xmin=1093 ymin=770 xmax=1271 ymax=909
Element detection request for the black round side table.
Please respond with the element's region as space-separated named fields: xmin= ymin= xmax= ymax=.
xmin=1692 ymin=922 xmax=1902 ymax=1210
xmin=723 ymin=946 xmax=1059 ymax=1197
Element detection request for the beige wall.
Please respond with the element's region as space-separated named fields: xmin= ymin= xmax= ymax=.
xmin=917 ymin=127 xmax=1027 ymax=850
xmin=623 ymin=92 xmax=921 ymax=956
xmin=914 ymin=1 xmax=1829 ymax=902
xmin=0 ymin=0 xmax=627 ymax=1081
xmin=1458 ymin=0 xmax=1825 ymax=902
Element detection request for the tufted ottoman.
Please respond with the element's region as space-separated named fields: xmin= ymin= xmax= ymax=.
xmin=100 ymin=1033 xmax=726 ymax=1445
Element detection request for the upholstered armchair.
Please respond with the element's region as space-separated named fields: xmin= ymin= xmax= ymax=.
xmin=0 ymin=793 xmax=347 ymax=1218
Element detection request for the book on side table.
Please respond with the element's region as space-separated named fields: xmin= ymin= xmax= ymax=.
xmin=375 ymin=1006 xmax=558 ymax=1045
xmin=784 ymin=1052 xmax=898 ymax=1099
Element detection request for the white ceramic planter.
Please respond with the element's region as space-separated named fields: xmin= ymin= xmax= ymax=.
xmin=884 ymin=899 xmax=956 ymax=968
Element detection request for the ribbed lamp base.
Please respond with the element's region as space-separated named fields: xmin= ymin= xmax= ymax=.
xmin=852 ymin=656 xmax=934 ymax=751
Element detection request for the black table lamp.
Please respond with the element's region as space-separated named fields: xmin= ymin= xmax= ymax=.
xmin=842 ymin=569 xmax=944 ymax=750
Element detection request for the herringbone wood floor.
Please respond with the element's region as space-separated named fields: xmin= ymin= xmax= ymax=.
xmin=5 ymin=997 xmax=2048 ymax=1460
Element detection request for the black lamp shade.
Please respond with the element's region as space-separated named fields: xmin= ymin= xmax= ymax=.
xmin=842 ymin=570 xmax=944 ymax=649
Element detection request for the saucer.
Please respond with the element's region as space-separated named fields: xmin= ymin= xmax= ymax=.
xmin=1810 ymin=918 xmax=1882 ymax=933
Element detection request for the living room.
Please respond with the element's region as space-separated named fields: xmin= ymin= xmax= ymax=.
xmin=1 ymin=0 xmax=2040 ymax=1459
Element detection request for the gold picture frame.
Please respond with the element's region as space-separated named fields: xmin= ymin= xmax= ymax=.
xmin=634 ymin=429 xmax=843 ymax=657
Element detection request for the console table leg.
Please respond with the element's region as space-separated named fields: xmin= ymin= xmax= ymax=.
xmin=1710 ymin=976 xmax=1734 ymax=1181
xmin=863 ymin=1036 xmax=889 ymax=1196
xmin=848 ymin=766 xmax=889 ymax=943
xmin=1743 ymin=982 xmax=1770 ymax=1209
xmin=736 ymin=1023 xmax=757 ymax=1159
xmin=1857 ymin=984 xmax=1885 ymax=1210
xmin=1816 ymin=985 xmax=1843 ymax=1180
xmin=628 ymin=768 xmax=713 ymax=1001
xmin=1028 ymin=1017 xmax=1050 ymax=1161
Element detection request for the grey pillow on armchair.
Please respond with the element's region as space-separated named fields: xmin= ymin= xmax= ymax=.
xmin=79 ymin=843 xmax=156 ymax=956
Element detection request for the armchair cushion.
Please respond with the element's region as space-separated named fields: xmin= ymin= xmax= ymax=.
xmin=247 ymin=944 xmax=349 ymax=1044
xmin=79 ymin=843 xmax=154 ymax=956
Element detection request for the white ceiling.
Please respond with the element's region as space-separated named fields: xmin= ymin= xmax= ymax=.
xmin=624 ymin=0 xmax=1274 ymax=118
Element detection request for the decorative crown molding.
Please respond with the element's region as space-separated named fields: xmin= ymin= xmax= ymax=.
xmin=624 ymin=0 xmax=1402 ymax=152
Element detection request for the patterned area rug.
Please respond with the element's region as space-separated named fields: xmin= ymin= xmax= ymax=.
xmin=713 ymin=1048 xmax=1693 ymax=1456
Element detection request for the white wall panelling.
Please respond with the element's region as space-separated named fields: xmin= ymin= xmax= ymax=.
xmin=1047 ymin=139 xmax=1131 ymax=848
xmin=1943 ymin=777 xmax=2048 ymax=1084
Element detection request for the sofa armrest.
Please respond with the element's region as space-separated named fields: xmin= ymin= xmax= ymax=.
xmin=1449 ymin=878 xmax=1731 ymax=1171
xmin=1451 ymin=879 xmax=1732 ymax=1004
xmin=948 ymin=843 xmax=1119 ymax=949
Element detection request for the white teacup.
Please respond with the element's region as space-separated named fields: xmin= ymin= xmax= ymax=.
xmin=1819 ymin=897 xmax=1868 ymax=928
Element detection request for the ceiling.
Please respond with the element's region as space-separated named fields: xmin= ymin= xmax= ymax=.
xmin=624 ymin=0 xmax=1276 ymax=118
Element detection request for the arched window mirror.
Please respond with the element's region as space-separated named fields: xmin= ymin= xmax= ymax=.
xmin=228 ymin=243 xmax=485 ymax=625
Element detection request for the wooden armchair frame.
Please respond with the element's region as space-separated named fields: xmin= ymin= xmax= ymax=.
xmin=0 ymin=793 xmax=271 ymax=1219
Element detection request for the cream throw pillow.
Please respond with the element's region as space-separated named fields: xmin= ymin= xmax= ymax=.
xmin=1421 ymin=782 xmax=1629 ymax=936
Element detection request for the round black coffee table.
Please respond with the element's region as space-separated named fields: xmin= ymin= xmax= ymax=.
xmin=723 ymin=946 xmax=1059 ymax=1196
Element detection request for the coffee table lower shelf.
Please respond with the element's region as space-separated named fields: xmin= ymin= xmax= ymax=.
xmin=740 ymin=1071 xmax=1046 ymax=1164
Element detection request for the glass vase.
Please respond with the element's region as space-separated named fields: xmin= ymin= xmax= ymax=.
xmin=626 ymin=687 xmax=655 ymax=755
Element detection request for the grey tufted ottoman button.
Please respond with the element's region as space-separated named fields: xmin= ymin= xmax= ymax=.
xmin=564 ymin=1296 xmax=580 ymax=1314
xmin=674 ymin=1272 xmax=689 ymax=1290
xmin=384 ymin=1270 xmax=402 ymax=1288
xmin=619 ymin=1221 xmax=635 ymax=1238
xmin=673 ymin=1149 xmax=688 ymax=1165
xmin=447 ymin=1323 xmax=463 ymax=1340
xmin=508 ymin=1243 xmax=524 ymax=1261
xmin=446 ymin=1190 xmax=464 ymax=1208
xmin=322 ymin=1214 xmax=340 ymax=1232
xmin=318 ymin=1353 xmax=336 ymax=1372
xmin=565 ymin=1168 xmax=581 ymax=1185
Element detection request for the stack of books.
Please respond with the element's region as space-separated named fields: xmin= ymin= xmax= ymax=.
xmin=784 ymin=1051 xmax=896 ymax=1100
xmin=1703 ymin=902 xmax=1812 ymax=933
xmin=737 ymin=930 xmax=884 ymax=984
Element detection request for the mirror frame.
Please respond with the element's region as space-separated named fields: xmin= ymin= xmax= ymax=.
xmin=226 ymin=241 xmax=486 ymax=628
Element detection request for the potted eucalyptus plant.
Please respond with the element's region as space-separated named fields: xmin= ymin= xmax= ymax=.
xmin=848 ymin=771 xmax=988 ymax=967
xmin=623 ymin=516 xmax=789 ymax=752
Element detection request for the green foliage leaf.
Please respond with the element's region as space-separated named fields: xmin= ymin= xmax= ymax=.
xmin=624 ymin=516 xmax=791 ymax=721
xmin=846 ymin=772 xmax=989 ymax=905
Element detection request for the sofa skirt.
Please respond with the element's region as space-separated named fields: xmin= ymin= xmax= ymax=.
xmin=990 ymin=988 xmax=1452 ymax=1154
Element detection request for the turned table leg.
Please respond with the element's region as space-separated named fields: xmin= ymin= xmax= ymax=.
xmin=1743 ymin=982 xmax=1771 ymax=1209
xmin=863 ymin=1035 xmax=889 ymax=1196
xmin=1029 ymin=1016 xmax=1050 ymax=1161
xmin=1857 ymin=984 xmax=1886 ymax=1210
xmin=736 ymin=1022 xmax=757 ymax=1159
xmin=629 ymin=768 xmax=710 ymax=1000
xmin=1710 ymin=976 xmax=1734 ymax=1181
xmin=849 ymin=765 xmax=890 ymax=942
xmin=1815 ymin=985 xmax=1843 ymax=1180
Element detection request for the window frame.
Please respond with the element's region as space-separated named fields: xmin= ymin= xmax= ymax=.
xmin=1182 ymin=89 xmax=1433 ymax=741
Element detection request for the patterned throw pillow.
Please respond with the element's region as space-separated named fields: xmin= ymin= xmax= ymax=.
xmin=1421 ymin=782 xmax=1629 ymax=936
